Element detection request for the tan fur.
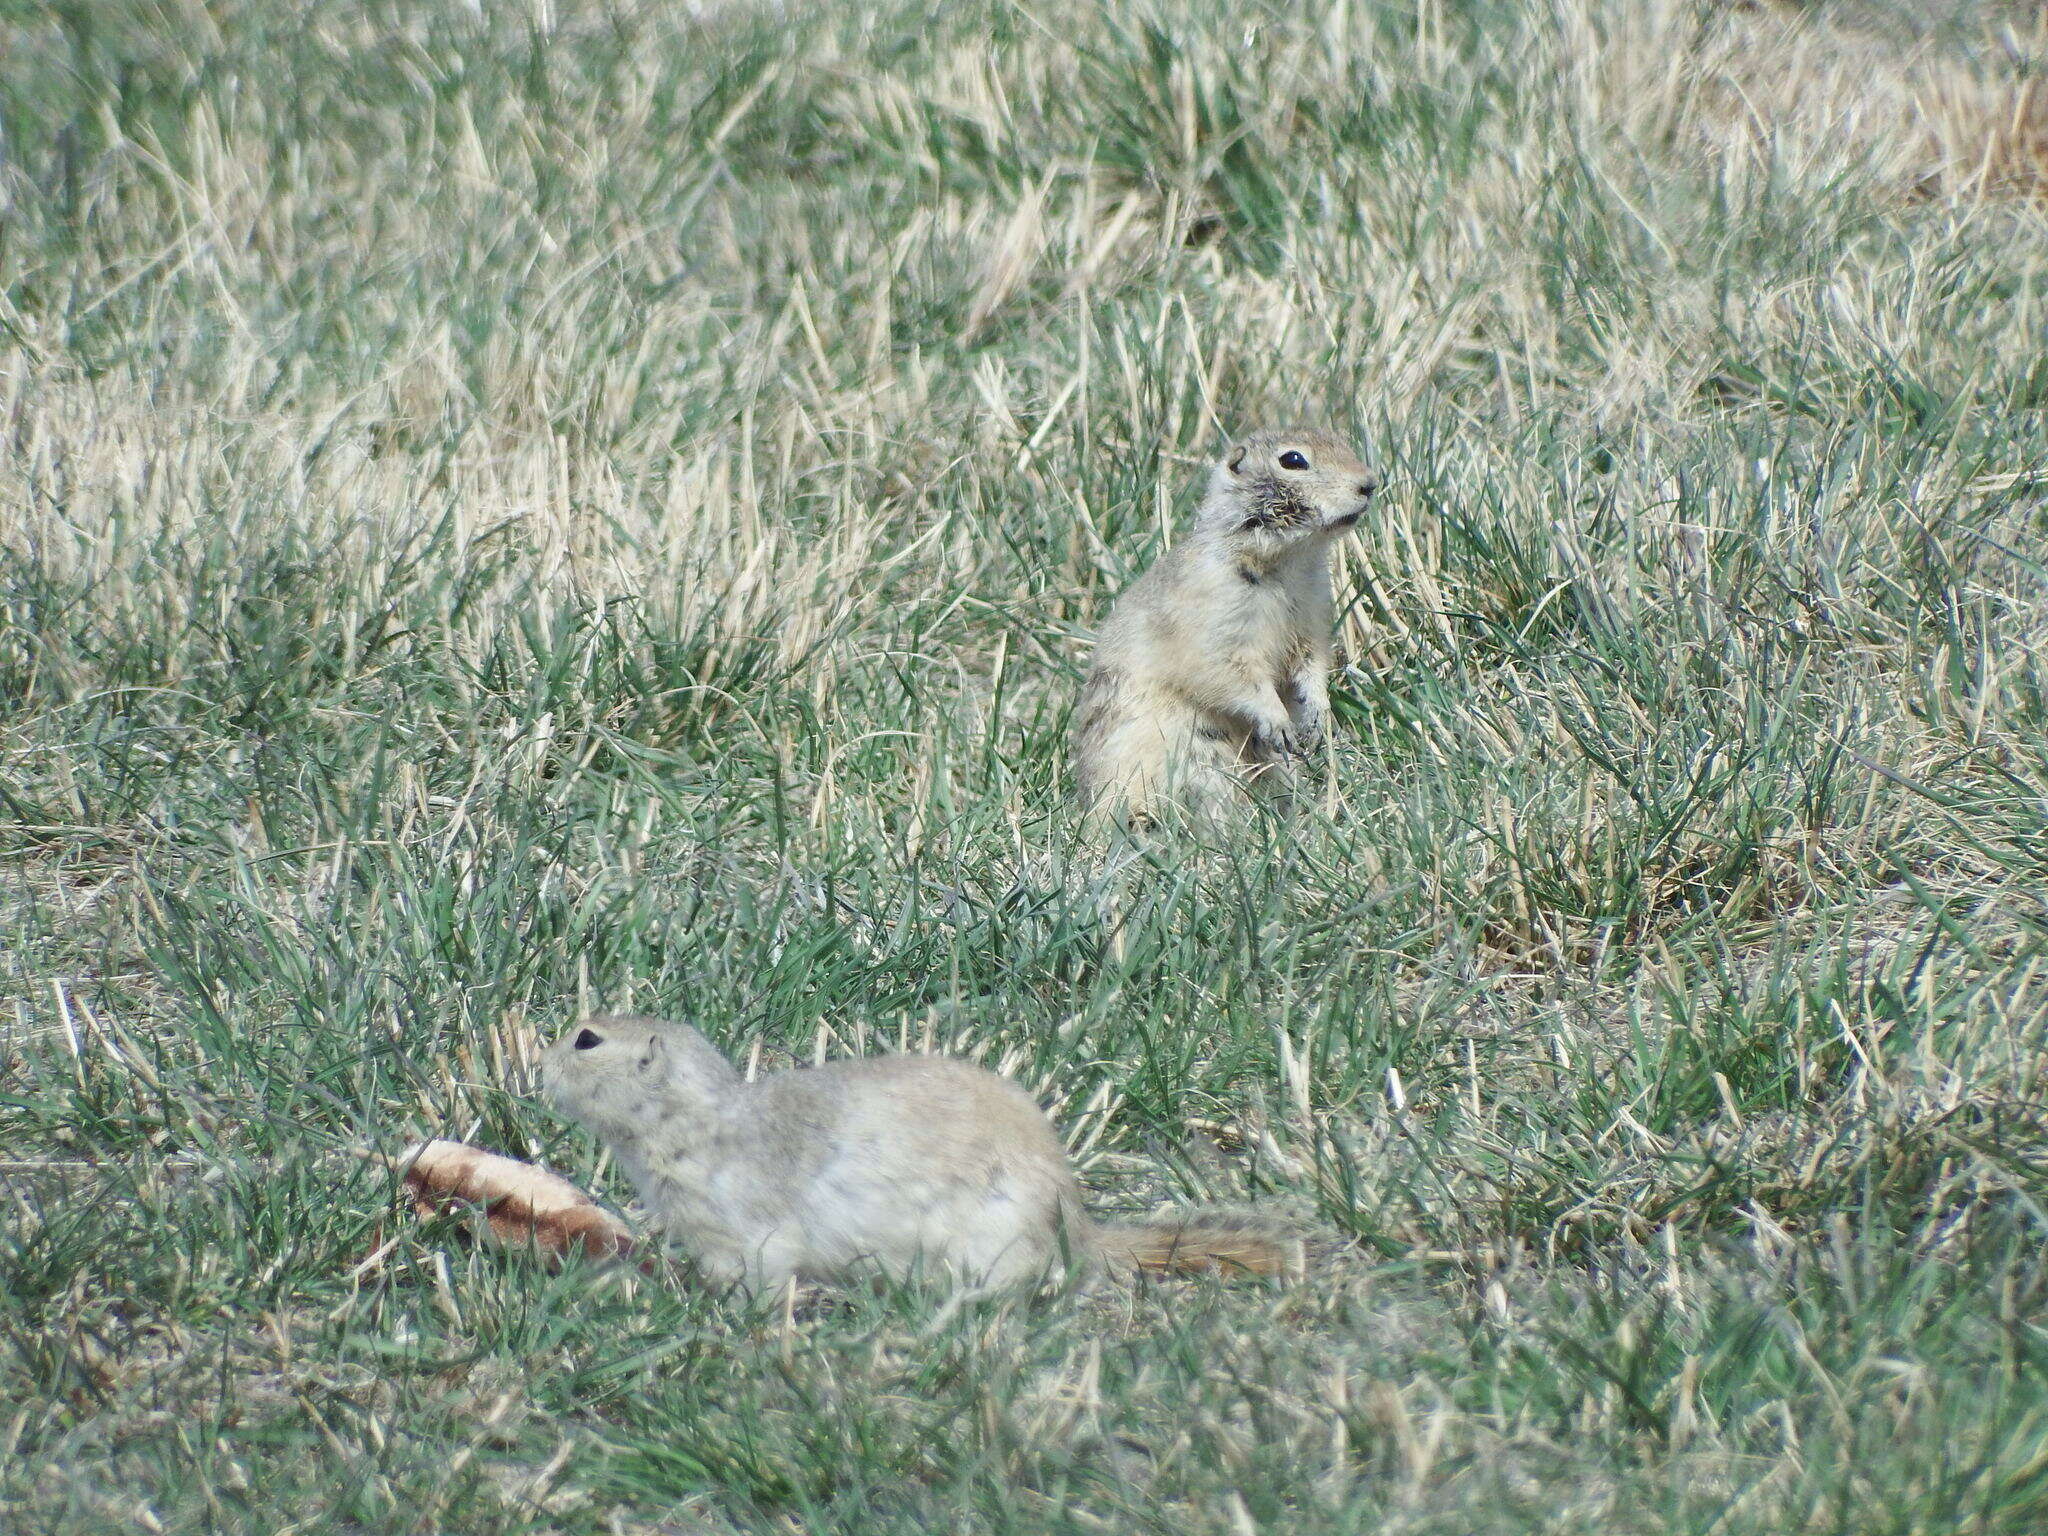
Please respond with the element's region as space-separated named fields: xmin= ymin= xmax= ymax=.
xmin=1091 ymin=1210 xmax=1304 ymax=1278
xmin=540 ymin=1014 xmax=1303 ymax=1291
xmin=1073 ymin=427 xmax=1379 ymax=824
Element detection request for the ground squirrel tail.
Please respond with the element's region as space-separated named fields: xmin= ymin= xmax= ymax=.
xmin=1092 ymin=1210 xmax=1305 ymax=1279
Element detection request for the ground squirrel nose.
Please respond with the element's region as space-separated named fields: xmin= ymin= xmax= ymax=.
xmin=1357 ymin=475 xmax=1379 ymax=497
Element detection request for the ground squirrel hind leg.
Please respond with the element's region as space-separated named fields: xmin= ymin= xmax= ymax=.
xmin=1170 ymin=722 xmax=1258 ymax=821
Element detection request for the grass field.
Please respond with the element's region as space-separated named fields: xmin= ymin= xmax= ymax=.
xmin=5 ymin=0 xmax=2048 ymax=1530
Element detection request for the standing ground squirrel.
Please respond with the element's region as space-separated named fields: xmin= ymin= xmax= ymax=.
xmin=1073 ymin=427 xmax=1379 ymax=825
xmin=541 ymin=1015 xmax=1303 ymax=1290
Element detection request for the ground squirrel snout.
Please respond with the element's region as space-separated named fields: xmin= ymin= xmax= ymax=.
xmin=541 ymin=1014 xmax=1303 ymax=1291
xmin=1072 ymin=426 xmax=1378 ymax=825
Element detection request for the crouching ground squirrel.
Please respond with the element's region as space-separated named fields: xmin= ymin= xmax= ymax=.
xmin=541 ymin=1015 xmax=1302 ymax=1290
xmin=1073 ymin=427 xmax=1379 ymax=825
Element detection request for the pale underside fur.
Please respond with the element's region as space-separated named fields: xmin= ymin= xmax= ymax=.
xmin=1073 ymin=427 xmax=1378 ymax=826
xmin=541 ymin=1015 xmax=1303 ymax=1292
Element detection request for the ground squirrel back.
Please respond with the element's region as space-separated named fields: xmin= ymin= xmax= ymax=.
xmin=1072 ymin=427 xmax=1379 ymax=826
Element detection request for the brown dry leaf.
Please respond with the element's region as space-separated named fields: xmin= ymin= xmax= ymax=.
xmin=372 ymin=1140 xmax=638 ymax=1263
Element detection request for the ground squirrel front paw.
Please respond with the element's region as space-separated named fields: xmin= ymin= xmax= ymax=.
xmin=1290 ymin=702 xmax=1326 ymax=751
xmin=1251 ymin=719 xmax=1306 ymax=759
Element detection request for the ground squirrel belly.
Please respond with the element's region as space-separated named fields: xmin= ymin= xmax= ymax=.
xmin=540 ymin=1015 xmax=1302 ymax=1290
xmin=1073 ymin=427 xmax=1379 ymax=824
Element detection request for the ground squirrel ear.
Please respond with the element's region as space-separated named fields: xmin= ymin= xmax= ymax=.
xmin=1226 ymin=444 xmax=1247 ymax=474
xmin=636 ymin=1034 xmax=663 ymax=1071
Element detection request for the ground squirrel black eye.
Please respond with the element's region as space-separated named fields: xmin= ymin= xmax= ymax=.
xmin=1279 ymin=450 xmax=1309 ymax=470
xmin=573 ymin=1028 xmax=602 ymax=1050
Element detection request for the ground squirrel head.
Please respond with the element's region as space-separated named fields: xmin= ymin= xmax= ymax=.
xmin=1199 ymin=427 xmax=1379 ymax=550
xmin=540 ymin=1014 xmax=740 ymax=1138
